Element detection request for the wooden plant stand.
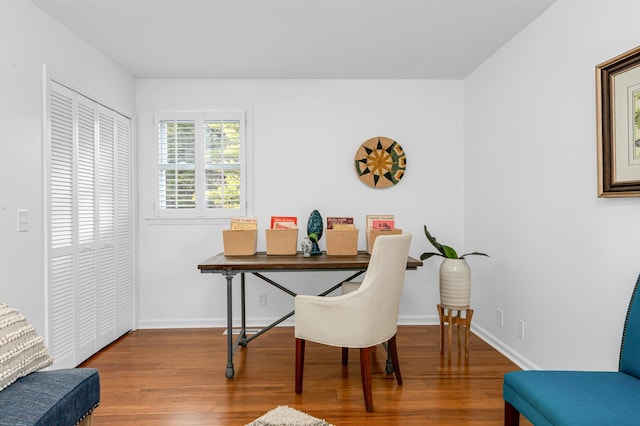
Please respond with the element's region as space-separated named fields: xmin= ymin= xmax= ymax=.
xmin=438 ymin=304 xmax=474 ymax=358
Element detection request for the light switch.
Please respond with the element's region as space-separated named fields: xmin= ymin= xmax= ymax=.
xmin=17 ymin=209 xmax=29 ymax=232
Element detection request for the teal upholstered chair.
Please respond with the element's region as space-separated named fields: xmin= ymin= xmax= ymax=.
xmin=503 ymin=275 xmax=640 ymax=425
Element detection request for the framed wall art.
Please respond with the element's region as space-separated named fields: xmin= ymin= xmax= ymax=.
xmin=596 ymin=46 xmax=640 ymax=197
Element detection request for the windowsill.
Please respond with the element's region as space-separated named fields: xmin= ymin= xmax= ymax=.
xmin=144 ymin=216 xmax=233 ymax=226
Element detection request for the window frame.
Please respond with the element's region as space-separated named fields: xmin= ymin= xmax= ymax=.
xmin=152 ymin=107 xmax=252 ymax=220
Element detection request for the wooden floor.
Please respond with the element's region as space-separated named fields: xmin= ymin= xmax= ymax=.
xmin=80 ymin=325 xmax=529 ymax=425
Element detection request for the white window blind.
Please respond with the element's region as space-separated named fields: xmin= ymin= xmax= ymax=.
xmin=158 ymin=119 xmax=196 ymax=209
xmin=155 ymin=110 xmax=250 ymax=218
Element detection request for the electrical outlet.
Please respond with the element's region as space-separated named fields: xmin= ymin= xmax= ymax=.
xmin=257 ymin=292 xmax=267 ymax=306
xmin=517 ymin=319 xmax=525 ymax=339
xmin=497 ymin=308 xmax=504 ymax=327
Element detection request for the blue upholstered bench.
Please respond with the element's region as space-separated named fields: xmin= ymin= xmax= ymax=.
xmin=0 ymin=303 xmax=100 ymax=425
xmin=503 ymin=275 xmax=640 ymax=425
xmin=0 ymin=368 xmax=100 ymax=426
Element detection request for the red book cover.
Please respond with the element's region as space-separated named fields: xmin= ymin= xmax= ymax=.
xmin=371 ymin=219 xmax=395 ymax=230
xmin=270 ymin=216 xmax=297 ymax=229
xmin=366 ymin=214 xmax=394 ymax=229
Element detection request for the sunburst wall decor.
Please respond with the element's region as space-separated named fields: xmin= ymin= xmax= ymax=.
xmin=354 ymin=136 xmax=406 ymax=188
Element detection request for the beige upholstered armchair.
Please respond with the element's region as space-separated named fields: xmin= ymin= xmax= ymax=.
xmin=294 ymin=233 xmax=412 ymax=412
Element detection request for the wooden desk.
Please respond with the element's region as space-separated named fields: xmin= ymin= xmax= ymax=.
xmin=198 ymin=251 xmax=422 ymax=378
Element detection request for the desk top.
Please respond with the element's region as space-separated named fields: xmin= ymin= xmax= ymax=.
xmin=198 ymin=251 xmax=423 ymax=273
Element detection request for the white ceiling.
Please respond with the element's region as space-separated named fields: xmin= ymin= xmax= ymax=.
xmin=30 ymin=0 xmax=557 ymax=79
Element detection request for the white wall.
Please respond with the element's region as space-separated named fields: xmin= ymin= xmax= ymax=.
xmin=136 ymin=79 xmax=464 ymax=328
xmin=465 ymin=0 xmax=640 ymax=370
xmin=13 ymin=0 xmax=634 ymax=373
xmin=0 ymin=0 xmax=135 ymax=333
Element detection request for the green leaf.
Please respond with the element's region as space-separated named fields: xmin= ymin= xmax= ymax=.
xmin=423 ymin=225 xmax=445 ymax=255
xmin=459 ymin=252 xmax=489 ymax=259
xmin=419 ymin=252 xmax=443 ymax=261
xmin=423 ymin=224 xmax=489 ymax=261
xmin=442 ymin=245 xmax=458 ymax=259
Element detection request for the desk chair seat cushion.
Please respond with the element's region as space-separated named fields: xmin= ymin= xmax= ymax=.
xmin=341 ymin=281 xmax=362 ymax=295
xmin=504 ymin=370 xmax=640 ymax=425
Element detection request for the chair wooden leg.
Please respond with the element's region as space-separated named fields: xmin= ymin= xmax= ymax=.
xmin=447 ymin=309 xmax=453 ymax=355
xmin=359 ymin=346 xmax=374 ymax=412
xmin=437 ymin=304 xmax=445 ymax=354
xmin=504 ymin=401 xmax=520 ymax=425
xmin=387 ymin=335 xmax=402 ymax=385
xmin=456 ymin=310 xmax=462 ymax=352
xmin=342 ymin=347 xmax=349 ymax=365
xmin=295 ymin=338 xmax=305 ymax=394
xmin=465 ymin=309 xmax=474 ymax=358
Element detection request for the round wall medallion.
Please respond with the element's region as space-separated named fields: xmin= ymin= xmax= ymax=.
xmin=354 ymin=136 xmax=406 ymax=188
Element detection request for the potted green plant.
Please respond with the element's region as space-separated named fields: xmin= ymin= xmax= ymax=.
xmin=420 ymin=225 xmax=488 ymax=309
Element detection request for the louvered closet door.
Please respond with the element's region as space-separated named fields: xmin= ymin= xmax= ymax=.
xmin=95 ymin=107 xmax=133 ymax=350
xmin=75 ymin=98 xmax=98 ymax=362
xmin=48 ymin=84 xmax=77 ymax=368
xmin=115 ymin=117 xmax=133 ymax=337
xmin=96 ymin=108 xmax=116 ymax=348
xmin=47 ymin=81 xmax=132 ymax=368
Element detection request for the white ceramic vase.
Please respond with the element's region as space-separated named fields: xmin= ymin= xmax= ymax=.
xmin=439 ymin=258 xmax=471 ymax=309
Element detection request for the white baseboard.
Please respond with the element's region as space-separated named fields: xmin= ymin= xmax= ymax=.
xmin=398 ymin=314 xmax=440 ymax=325
xmin=138 ymin=315 xmax=539 ymax=370
xmin=471 ymin=322 xmax=540 ymax=370
xmin=139 ymin=314 xmax=438 ymax=330
xmin=137 ymin=318 xmax=224 ymax=329
xmin=138 ymin=316 xmax=294 ymax=329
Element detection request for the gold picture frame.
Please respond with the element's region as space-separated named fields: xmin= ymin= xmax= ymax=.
xmin=596 ymin=46 xmax=640 ymax=197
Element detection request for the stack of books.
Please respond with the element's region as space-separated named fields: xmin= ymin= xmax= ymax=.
xmin=223 ymin=217 xmax=258 ymax=256
xmin=325 ymin=216 xmax=358 ymax=256
xmin=366 ymin=214 xmax=395 ymax=231
xmin=270 ymin=216 xmax=298 ymax=229
xmin=230 ymin=217 xmax=258 ymax=230
xmin=326 ymin=217 xmax=355 ymax=230
xmin=365 ymin=214 xmax=400 ymax=254
xmin=266 ymin=216 xmax=298 ymax=255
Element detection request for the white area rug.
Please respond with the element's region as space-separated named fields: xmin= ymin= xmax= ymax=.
xmin=246 ymin=405 xmax=334 ymax=426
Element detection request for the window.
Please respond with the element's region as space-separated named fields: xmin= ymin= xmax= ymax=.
xmin=154 ymin=109 xmax=251 ymax=218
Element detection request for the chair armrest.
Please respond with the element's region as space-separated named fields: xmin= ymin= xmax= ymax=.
xmin=294 ymin=291 xmax=395 ymax=347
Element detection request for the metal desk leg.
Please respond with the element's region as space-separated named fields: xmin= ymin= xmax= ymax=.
xmin=239 ymin=273 xmax=247 ymax=346
xmin=224 ymin=272 xmax=235 ymax=379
